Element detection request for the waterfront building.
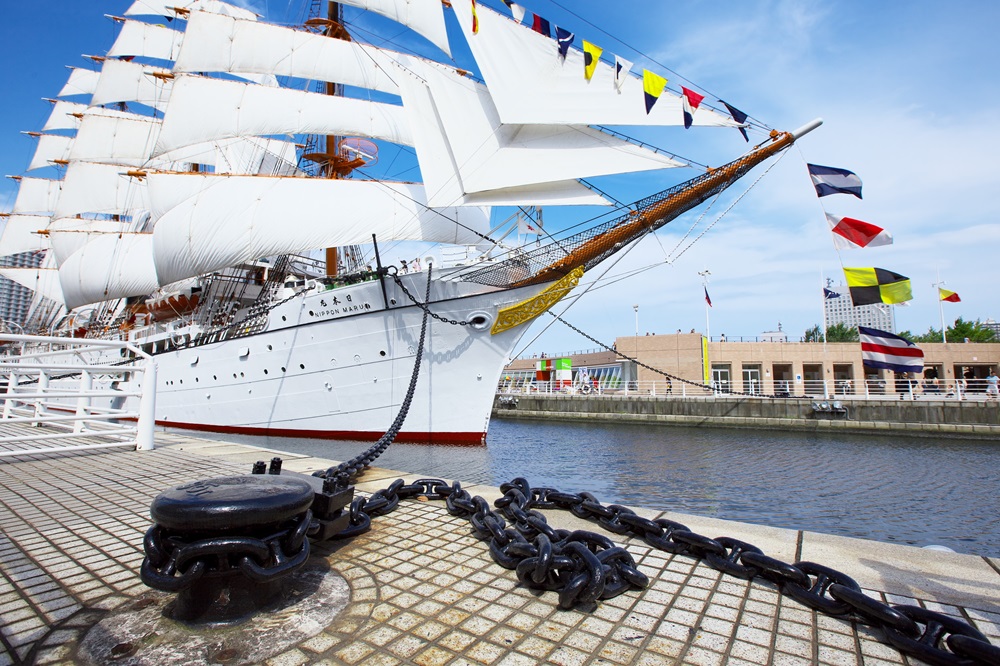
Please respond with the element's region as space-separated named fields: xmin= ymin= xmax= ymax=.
xmin=824 ymin=284 xmax=895 ymax=332
xmin=503 ymin=332 xmax=1000 ymax=397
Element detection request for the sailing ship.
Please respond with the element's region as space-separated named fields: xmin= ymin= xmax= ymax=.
xmin=0 ymin=0 xmax=819 ymax=444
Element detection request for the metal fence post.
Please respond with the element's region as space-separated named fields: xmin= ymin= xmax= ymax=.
xmin=3 ymin=371 xmax=18 ymax=419
xmin=73 ymin=370 xmax=93 ymax=433
xmin=136 ymin=358 xmax=157 ymax=451
xmin=33 ymin=371 xmax=48 ymax=426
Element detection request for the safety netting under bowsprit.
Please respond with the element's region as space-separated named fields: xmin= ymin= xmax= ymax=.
xmin=457 ymin=155 xmax=761 ymax=289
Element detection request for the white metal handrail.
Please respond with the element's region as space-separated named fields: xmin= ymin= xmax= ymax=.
xmin=0 ymin=333 xmax=157 ymax=457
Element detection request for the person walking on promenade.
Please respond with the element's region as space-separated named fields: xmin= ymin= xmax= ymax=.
xmin=987 ymin=370 xmax=999 ymax=401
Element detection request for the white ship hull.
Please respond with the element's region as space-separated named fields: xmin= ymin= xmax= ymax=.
xmin=52 ymin=270 xmax=544 ymax=445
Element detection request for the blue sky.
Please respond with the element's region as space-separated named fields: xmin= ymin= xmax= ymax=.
xmin=1 ymin=1 xmax=998 ymax=355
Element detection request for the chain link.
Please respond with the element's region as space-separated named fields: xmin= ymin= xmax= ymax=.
xmin=336 ymin=476 xmax=999 ymax=665
xmin=139 ymin=510 xmax=313 ymax=592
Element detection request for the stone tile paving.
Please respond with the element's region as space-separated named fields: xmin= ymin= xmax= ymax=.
xmin=0 ymin=437 xmax=998 ymax=665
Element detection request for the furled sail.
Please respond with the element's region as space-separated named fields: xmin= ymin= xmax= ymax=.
xmin=338 ymin=0 xmax=450 ymax=57
xmin=58 ymin=232 xmax=159 ymax=310
xmin=54 ymin=162 xmax=148 ymax=219
xmin=11 ymin=177 xmax=61 ymax=215
xmin=57 ymin=68 xmax=101 ymax=98
xmin=0 ymin=215 xmax=51 ymax=256
xmin=152 ymin=75 xmax=413 ymax=156
xmin=26 ymin=134 xmax=74 ymax=171
xmin=451 ymin=0 xmax=738 ymax=128
xmin=0 ymin=267 xmax=64 ymax=306
xmin=124 ymin=0 xmax=258 ymax=21
xmin=150 ymin=174 xmax=490 ymax=285
xmin=91 ymin=59 xmax=173 ymax=112
xmin=174 ymin=11 xmax=402 ymax=96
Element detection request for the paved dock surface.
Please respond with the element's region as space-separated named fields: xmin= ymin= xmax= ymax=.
xmin=1 ymin=430 xmax=999 ymax=665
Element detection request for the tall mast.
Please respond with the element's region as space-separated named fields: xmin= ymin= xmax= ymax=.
xmin=325 ymin=1 xmax=342 ymax=277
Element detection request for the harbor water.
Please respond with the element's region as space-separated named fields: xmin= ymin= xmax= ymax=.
xmin=198 ymin=419 xmax=1000 ymax=557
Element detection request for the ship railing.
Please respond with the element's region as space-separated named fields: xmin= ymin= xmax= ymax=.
xmin=0 ymin=334 xmax=156 ymax=458
xmin=496 ymin=378 xmax=987 ymax=401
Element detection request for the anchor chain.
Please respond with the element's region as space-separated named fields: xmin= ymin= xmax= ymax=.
xmin=314 ymin=268 xmax=435 ymax=488
xmin=337 ymin=476 xmax=1000 ymax=666
xmin=139 ymin=509 xmax=313 ymax=591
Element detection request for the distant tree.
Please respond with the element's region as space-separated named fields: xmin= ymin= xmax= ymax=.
xmin=905 ymin=327 xmax=944 ymax=344
xmin=801 ymin=323 xmax=858 ymax=342
xmin=826 ymin=322 xmax=859 ymax=342
xmin=947 ymin=317 xmax=997 ymax=343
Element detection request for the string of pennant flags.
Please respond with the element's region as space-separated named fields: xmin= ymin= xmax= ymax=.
xmin=474 ymin=0 xmax=750 ymax=138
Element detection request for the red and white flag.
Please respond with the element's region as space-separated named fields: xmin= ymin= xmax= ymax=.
xmin=681 ymin=86 xmax=704 ymax=129
xmin=826 ymin=213 xmax=893 ymax=249
xmin=518 ymin=216 xmax=542 ymax=235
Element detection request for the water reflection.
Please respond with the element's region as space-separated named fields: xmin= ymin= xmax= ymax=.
xmin=197 ymin=419 xmax=1000 ymax=557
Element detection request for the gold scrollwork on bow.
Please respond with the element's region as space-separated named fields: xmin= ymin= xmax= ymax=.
xmin=490 ymin=266 xmax=584 ymax=335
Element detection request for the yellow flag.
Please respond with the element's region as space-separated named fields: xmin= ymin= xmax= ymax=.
xmin=643 ymin=69 xmax=667 ymax=114
xmin=582 ymin=40 xmax=602 ymax=81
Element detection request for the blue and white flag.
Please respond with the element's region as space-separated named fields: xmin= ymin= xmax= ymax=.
xmin=823 ymin=287 xmax=841 ymax=299
xmin=807 ymin=164 xmax=863 ymax=199
xmin=860 ymin=326 xmax=923 ymax=374
xmin=613 ymin=55 xmax=632 ymax=92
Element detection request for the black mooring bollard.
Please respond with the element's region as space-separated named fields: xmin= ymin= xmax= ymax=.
xmin=140 ymin=474 xmax=316 ymax=625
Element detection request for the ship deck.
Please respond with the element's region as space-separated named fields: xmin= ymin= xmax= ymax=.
xmin=1 ymin=427 xmax=998 ymax=665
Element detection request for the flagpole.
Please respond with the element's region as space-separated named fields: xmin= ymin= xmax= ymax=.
xmin=698 ymin=269 xmax=711 ymax=340
xmin=933 ymin=270 xmax=947 ymax=343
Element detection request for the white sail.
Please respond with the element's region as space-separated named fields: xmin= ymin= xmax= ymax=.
xmin=451 ymin=0 xmax=738 ymax=128
xmin=153 ymin=75 xmax=413 ymax=156
xmin=0 ymin=267 xmax=64 ymax=306
xmin=339 ymin=0 xmax=450 ymax=56
xmin=54 ymin=162 xmax=149 ymax=219
xmin=26 ymin=134 xmax=74 ymax=171
xmin=42 ymin=101 xmax=141 ymax=132
xmin=175 ymin=12 xmax=402 ymax=96
xmin=214 ymin=137 xmax=301 ymax=176
xmin=150 ymin=174 xmax=490 ymax=285
xmin=108 ymin=20 xmax=185 ymax=62
xmin=394 ymin=67 xmax=609 ymax=207
xmin=58 ymin=67 xmax=101 ymax=98
xmin=42 ymin=101 xmax=88 ymax=132
xmin=11 ymin=177 xmax=61 ymax=215
xmin=124 ymin=0 xmax=258 ymax=21
xmin=49 ymin=219 xmax=132 ymax=265
xmin=58 ymin=233 xmax=160 ymax=310
xmin=0 ymin=215 xmax=51 ymax=256
xmin=401 ymin=58 xmax=683 ymax=194
xmin=91 ymin=59 xmax=173 ymax=112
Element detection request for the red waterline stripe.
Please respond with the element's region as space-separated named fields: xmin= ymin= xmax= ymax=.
xmin=160 ymin=419 xmax=487 ymax=446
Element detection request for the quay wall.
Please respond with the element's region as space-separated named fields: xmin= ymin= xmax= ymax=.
xmin=493 ymin=394 xmax=1000 ymax=438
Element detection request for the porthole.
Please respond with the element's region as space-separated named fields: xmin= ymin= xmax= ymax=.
xmin=390 ymin=298 xmax=397 ymax=305
xmin=299 ymin=363 xmax=305 ymax=370
xmin=309 ymin=310 xmax=315 ymax=316
xmin=379 ymin=350 xmax=387 ymax=357
xmin=213 ymin=375 xmax=217 ymax=380
xmin=267 ymin=345 xmax=273 ymax=351
xmin=281 ymin=367 xmax=286 ymax=372
xmin=264 ymin=369 xmax=269 ymax=375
